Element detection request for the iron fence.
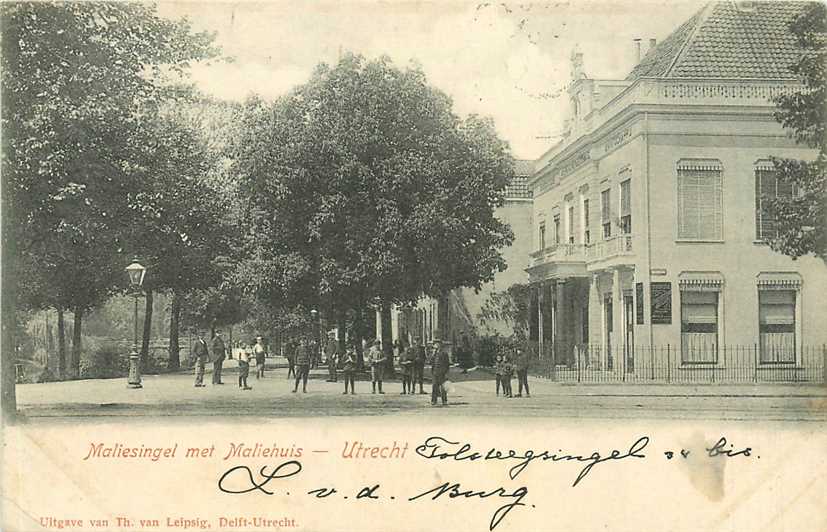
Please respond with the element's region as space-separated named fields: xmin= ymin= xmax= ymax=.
xmin=531 ymin=344 xmax=826 ymax=384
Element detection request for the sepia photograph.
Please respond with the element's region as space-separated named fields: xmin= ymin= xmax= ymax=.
xmin=1 ymin=1 xmax=825 ymax=531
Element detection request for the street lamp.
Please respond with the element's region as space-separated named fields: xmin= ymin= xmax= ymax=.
xmin=125 ymin=259 xmax=146 ymax=389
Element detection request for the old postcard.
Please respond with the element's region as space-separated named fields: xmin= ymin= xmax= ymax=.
xmin=2 ymin=1 xmax=826 ymax=531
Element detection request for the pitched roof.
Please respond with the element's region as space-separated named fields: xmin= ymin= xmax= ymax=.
xmin=626 ymin=1 xmax=809 ymax=80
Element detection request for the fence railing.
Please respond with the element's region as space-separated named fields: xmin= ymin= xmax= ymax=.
xmin=531 ymin=344 xmax=826 ymax=384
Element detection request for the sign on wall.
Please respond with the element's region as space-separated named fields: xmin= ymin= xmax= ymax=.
xmin=650 ymin=282 xmax=672 ymax=324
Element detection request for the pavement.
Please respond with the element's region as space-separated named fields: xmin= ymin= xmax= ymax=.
xmin=14 ymin=362 xmax=827 ymax=422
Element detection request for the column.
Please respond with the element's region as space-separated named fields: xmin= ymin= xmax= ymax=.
xmin=612 ymin=267 xmax=623 ymax=373
xmin=375 ymin=308 xmax=382 ymax=344
xmin=537 ymin=284 xmax=544 ymax=358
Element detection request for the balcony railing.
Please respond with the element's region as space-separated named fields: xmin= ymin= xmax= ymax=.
xmin=530 ymin=243 xmax=586 ymax=267
xmin=584 ymin=234 xmax=633 ymax=262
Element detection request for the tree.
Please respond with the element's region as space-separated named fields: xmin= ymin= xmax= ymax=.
xmin=234 ymin=54 xmax=515 ymax=344
xmin=1 ymin=2 xmax=218 ymax=414
xmin=767 ymin=2 xmax=826 ymax=261
xmin=478 ymin=283 xmax=533 ymax=340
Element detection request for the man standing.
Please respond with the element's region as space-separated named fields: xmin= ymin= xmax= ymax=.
xmin=367 ymin=340 xmax=386 ymax=394
xmin=515 ymin=347 xmax=530 ymax=398
xmin=192 ymin=333 xmax=209 ymax=388
xmin=211 ymin=331 xmax=226 ymax=385
xmin=253 ymin=336 xmax=267 ymax=379
xmin=411 ymin=336 xmax=427 ymax=395
xmin=293 ymin=337 xmax=311 ymax=393
xmin=430 ymin=340 xmax=450 ymax=406
xmin=325 ymin=334 xmax=339 ymax=383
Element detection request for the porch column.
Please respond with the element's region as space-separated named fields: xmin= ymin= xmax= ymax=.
xmin=612 ymin=267 xmax=624 ymax=372
xmin=556 ymin=280 xmax=569 ymax=365
xmin=537 ymin=284 xmax=544 ymax=359
xmin=589 ymin=274 xmax=601 ymax=367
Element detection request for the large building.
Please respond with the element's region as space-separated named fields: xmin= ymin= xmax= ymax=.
xmin=526 ymin=1 xmax=826 ymax=382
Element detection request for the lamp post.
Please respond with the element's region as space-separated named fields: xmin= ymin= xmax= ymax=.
xmin=125 ymin=260 xmax=146 ymax=389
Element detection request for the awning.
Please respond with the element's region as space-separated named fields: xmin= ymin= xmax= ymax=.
xmin=677 ymin=159 xmax=722 ymax=172
xmin=678 ymin=271 xmax=724 ymax=291
xmin=756 ymin=272 xmax=802 ymax=289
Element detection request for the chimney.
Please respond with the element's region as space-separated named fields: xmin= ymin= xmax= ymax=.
xmin=649 ymin=38 xmax=657 ymax=54
xmin=633 ymin=38 xmax=642 ymax=62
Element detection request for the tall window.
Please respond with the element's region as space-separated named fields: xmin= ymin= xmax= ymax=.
xmin=567 ymin=205 xmax=575 ymax=244
xmin=582 ymin=198 xmax=590 ymax=244
xmin=553 ymin=215 xmax=561 ymax=245
xmin=758 ymin=290 xmax=796 ymax=363
xmin=539 ymin=222 xmax=546 ymax=250
xmin=680 ymin=290 xmax=718 ymax=364
xmin=601 ymin=189 xmax=611 ymax=239
xmin=620 ymin=179 xmax=632 ymax=234
xmin=677 ymin=160 xmax=722 ymax=240
xmin=755 ymin=163 xmax=795 ymax=241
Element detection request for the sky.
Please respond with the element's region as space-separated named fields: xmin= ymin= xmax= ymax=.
xmin=158 ymin=1 xmax=704 ymax=159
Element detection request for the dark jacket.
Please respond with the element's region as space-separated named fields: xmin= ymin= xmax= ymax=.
xmin=211 ymin=337 xmax=226 ymax=362
xmin=432 ymin=349 xmax=450 ymax=379
xmin=192 ymin=338 xmax=209 ymax=362
xmin=295 ymin=344 xmax=311 ymax=366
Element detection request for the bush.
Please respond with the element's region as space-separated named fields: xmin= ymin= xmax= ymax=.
xmin=476 ymin=335 xmax=504 ymax=367
xmin=79 ymin=344 xmax=129 ymax=379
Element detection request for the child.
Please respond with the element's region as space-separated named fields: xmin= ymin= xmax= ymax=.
xmin=502 ymin=353 xmax=514 ymax=398
xmin=237 ymin=343 xmax=252 ymax=390
xmin=342 ymin=347 xmax=356 ymax=395
xmin=494 ymin=354 xmax=504 ymax=396
xmin=254 ymin=337 xmax=266 ymax=379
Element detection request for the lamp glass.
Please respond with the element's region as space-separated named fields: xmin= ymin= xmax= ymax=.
xmin=126 ymin=261 xmax=146 ymax=287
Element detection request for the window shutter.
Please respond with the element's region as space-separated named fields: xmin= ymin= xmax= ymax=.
xmin=677 ymin=160 xmax=722 ymax=240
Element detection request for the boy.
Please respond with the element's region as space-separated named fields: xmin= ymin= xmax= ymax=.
xmin=502 ymin=352 xmax=514 ymax=398
xmin=253 ymin=337 xmax=267 ymax=379
xmin=342 ymin=347 xmax=356 ymax=395
xmin=237 ymin=342 xmax=252 ymax=390
xmin=399 ymin=343 xmax=415 ymax=394
xmin=494 ymin=353 xmax=504 ymax=396
xmin=515 ymin=347 xmax=530 ymax=398
xmin=367 ymin=340 xmax=386 ymax=394
xmin=293 ymin=337 xmax=311 ymax=393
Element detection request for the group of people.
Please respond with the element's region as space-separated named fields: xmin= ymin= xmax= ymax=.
xmin=287 ymin=335 xmax=451 ymax=406
xmin=192 ymin=330 xmax=526 ymax=407
xmin=494 ymin=346 xmax=531 ymax=398
xmin=191 ymin=331 xmax=267 ymax=390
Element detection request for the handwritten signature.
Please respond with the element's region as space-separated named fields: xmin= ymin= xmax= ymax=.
xmin=217 ymin=435 xmax=754 ymax=531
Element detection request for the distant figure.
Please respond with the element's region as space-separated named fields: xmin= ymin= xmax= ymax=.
xmin=326 ymin=336 xmax=339 ymax=383
xmin=495 ymin=352 xmax=505 ymax=396
xmin=211 ymin=331 xmax=226 ymax=385
xmin=293 ymin=337 xmax=311 ymax=393
xmin=502 ymin=351 xmax=514 ymax=398
xmin=430 ymin=340 xmax=450 ymax=406
xmin=400 ymin=344 xmax=415 ymax=394
xmin=342 ymin=347 xmax=357 ymax=395
xmin=254 ymin=336 xmax=267 ymax=379
xmin=515 ymin=347 xmax=530 ymax=398
xmin=286 ymin=341 xmax=296 ymax=379
xmin=410 ymin=336 xmax=426 ymax=395
xmin=192 ymin=333 xmax=209 ymax=388
xmin=237 ymin=342 xmax=251 ymax=390
xmin=367 ymin=340 xmax=386 ymax=394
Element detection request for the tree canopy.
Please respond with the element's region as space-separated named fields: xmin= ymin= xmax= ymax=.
xmin=767 ymin=2 xmax=826 ymax=261
xmin=233 ymin=54 xmax=515 ymax=321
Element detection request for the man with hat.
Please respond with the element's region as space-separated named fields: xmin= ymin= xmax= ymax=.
xmin=410 ymin=336 xmax=427 ymax=394
xmin=367 ymin=339 xmax=386 ymax=394
xmin=292 ymin=337 xmax=311 ymax=393
xmin=191 ymin=332 xmax=209 ymax=387
xmin=430 ymin=339 xmax=450 ymax=406
xmin=211 ymin=330 xmax=227 ymax=385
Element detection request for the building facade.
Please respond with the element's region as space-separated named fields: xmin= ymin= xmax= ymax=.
xmin=527 ymin=1 xmax=827 ymax=382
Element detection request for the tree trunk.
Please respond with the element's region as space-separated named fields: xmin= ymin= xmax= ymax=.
xmin=71 ymin=308 xmax=83 ymax=379
xmin=337 ymin=315 xmax=347 ymax=355
xmin=354 ymin=304 xmax=365 ymax=370
xmin=57 ymin=307 xmax=66 ymax=379
xmin=168 ymin=291 xmax=181 ymax=370
xmin=1 ymin=231 xmax=17 ymax=421
xmin=140 ymin=289 xmax=153 ymax=372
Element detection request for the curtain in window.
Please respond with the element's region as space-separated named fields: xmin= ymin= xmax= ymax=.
xmin=677 ymin=161 xmax=722 ymax=240
xmin=759 ymin=289 xmax=795 ymax=363
xmin=680 ymin=290 xmax=718 ymax=363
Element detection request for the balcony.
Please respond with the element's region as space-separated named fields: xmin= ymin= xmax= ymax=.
xmin=585 ymin=234 xmax=634 ymax=265
xmin=527 ymin=243 xmax=587 ymax=281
